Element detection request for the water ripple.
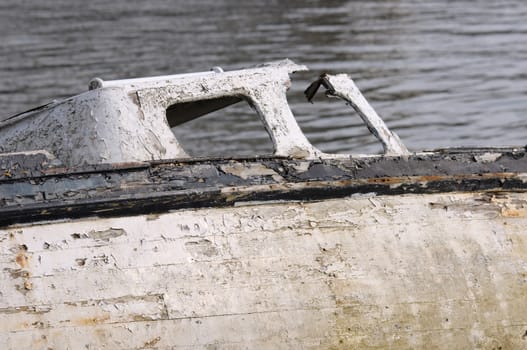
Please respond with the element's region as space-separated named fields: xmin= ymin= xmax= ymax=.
xmin=1 ymin=0 xmax=526 ymax=155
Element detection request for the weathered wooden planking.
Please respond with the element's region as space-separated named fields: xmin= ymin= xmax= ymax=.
xmin=1 ymin=191 xmax=527 ymax=349
xmin=2 ymin=149 xmax=527 ymax=227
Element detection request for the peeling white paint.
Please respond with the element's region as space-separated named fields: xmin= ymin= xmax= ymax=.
xmin=474 ymin=152 xmax=502 ymax=163
xmin=0 ymin=60 xmax=418 ymax=168
xmin=1 ymin=192 xmax=527 ymax=348
xmin=0 ymin=60 xmax=327 ymax=166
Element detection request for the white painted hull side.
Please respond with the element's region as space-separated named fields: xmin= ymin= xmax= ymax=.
xmin=2 ymin=191 xmax=527 ymax=349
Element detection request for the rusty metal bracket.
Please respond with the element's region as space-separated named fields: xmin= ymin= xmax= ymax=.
xmin=305 ymin=74 xmax=410 ymax=156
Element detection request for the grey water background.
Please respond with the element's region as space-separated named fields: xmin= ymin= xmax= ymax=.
xmin=1 ymin=0 xmax=526 ymax=156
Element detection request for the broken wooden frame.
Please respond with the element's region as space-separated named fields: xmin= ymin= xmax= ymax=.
xmin=305 ymin=74 xmax=410 ymax=156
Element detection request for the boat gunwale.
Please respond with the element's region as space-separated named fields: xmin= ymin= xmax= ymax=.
xmin=2 ymin=149 xmax=527 ymax=228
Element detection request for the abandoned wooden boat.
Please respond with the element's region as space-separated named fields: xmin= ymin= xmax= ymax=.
xmin=1 ymin=60 xmax=527 ymax=349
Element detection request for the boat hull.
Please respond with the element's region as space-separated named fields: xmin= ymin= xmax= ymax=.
xmin=2 ymin=190 xmax=527 ymax=349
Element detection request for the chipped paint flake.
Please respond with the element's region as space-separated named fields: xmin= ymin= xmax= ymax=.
xmin=474 ymin=152 xmax=502 ymax=163
xmin=220 ymin=163 xmax=283 ymax=181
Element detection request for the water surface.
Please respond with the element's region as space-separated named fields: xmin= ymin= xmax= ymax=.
xmin=1 ymin=0 xmax=526 ymax=155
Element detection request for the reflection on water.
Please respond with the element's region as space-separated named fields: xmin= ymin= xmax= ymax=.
xmin=1 ymin=0 xmax=526 ymax=155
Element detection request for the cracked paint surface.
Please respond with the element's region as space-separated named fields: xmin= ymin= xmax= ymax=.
xmin=0 ymin=60 xmax=323 ymax=167
xmin=1 ymin=192 xmax=527 ymax=348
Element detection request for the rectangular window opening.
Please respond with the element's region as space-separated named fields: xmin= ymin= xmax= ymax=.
xmin=168 ymin=96 xmax=274 ymax=158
